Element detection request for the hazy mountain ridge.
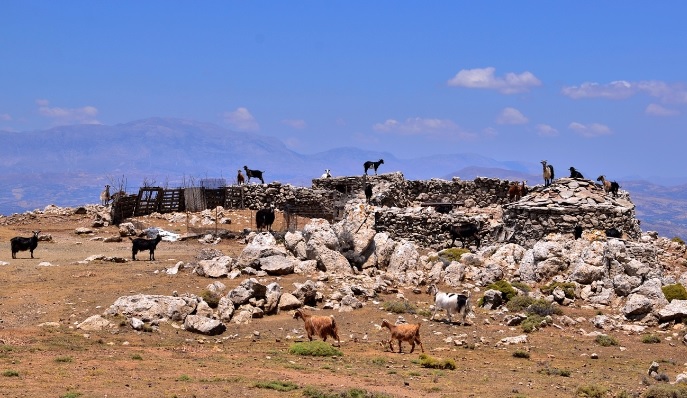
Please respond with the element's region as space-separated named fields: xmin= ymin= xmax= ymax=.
xmin=2 ymin=117 xmax=686 ymax=238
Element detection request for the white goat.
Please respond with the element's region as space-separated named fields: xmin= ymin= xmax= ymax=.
xmin=427 ymin=284 xmax=472 ymax=325
xmin=321 ymin=169 xmax=331 ymax=178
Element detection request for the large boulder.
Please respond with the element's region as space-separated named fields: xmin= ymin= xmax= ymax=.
xmin=106 ymin=294 xmax=197 ymax=322
xmin=195 ymin=256 xmax=233 ymax=278
xmin=259 ymin=255 xmax=296 ymax=276
xmin=236 ymin=233 xmax=287 ymax=269
xmin=658 ymin=299 xmax=687 ymax=322
xmin=184 ymin=315 xmax=226 ymax=335
xmin=361 ymin=232 xmax=397 ymax=269
xmin=334 ymin=203 xmax=377 ymax=266
xmin=303 ymin=219 xmax=353 ymax=274
xmin=228 ymin=278 xmax=267 ymax=306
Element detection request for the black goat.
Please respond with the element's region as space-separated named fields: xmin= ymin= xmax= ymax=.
xmin=256 ymin=205 xmax=275 ymax=232
xmin=363 ymin=159 xmax=384 ymax=175
xmin=442 ymin=223 xmax=481 ymax=249
xmin=605 ymin=227 xmax=622 ymax=239
xmin=541 ymin=160 xmax=555 ymax=187
xmin=569 ymin=167 xmax=584 ymax=179
xmin=11 ymin=230 xmax=40 ymax=259
xmin=130 ymin=234 xmax=162 ymax=261
xmin=365 ymin=184 xmax=373 ymax=203
xmin=243 ymin=165 xmax=265 ymax=184
xmin=573 ymin=225 xmax=583 ymax=240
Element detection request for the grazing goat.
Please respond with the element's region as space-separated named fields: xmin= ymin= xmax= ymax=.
xmin=427 ymin=284 xmax=471 ymax=325
xmin=605 ymin=227 xmax=622 ymax=238
xmin=256 ymin=205 xmax=276 ymax=232
xmin=569 ymin=167 xmax=584 ymax=179
xmin=130 ymin=234 xmax=162 ymax=261
xmin=100 ymin=184 xmax=111 ymax=205
xmin=597 ymin=175 xmax=620 ymax=197
xmin=321 ymin=169 xmax=331 ymax=179
xmin=573 ymin=225 xmax=583 ymax=240
xmin=237 ymin=169 xmax=245 ymax=185
xmin=243 ymin=165 xmax=265 ymax=184
xmin=293 ymin=309 xmax=341 ymax=345
xmin=11 ymin=230 xmax=40 ymax=259
xmin=442 ymin=222 xmax=481 ymax=249
xmin=381 ymin=319 xmax=424 ymax=353
xmin=541 ymin=160 xmax=555 ymax=187
xmin=363 ymin=159 xmax=384 ymax=175
xmin=365 ymin=184 xmax=373 ymax=203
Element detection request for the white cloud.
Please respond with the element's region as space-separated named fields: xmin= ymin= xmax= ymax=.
xmin=281 ymin=119 xmax=307 ymax=129
xmin=447 ymin=67 xmax=542 ymax=94
xmin=496 ymin=107 xmax=528 ymax=125
xmin=535 ymin=124 xmax=559 ymax=137
xmin=0 ymin=113 xmax=11 ymax=121
xmin=36 ymin=99 xmax=100 ymax=125
xmin=223 ymin=107 xmax=259 ymax=132
xmin=373 ymin=117 xmax=475 ymax=140
xmin=562 ymin=80 xmax=687 ymax=103
xmin=645 ymin=103 xmax=679 ymax=116
xmin=568 ymin=122 xmax=612 ymax=138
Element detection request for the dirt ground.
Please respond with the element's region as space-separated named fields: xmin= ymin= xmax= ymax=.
xmin=0 ymin=209 xmax=685 ymax=398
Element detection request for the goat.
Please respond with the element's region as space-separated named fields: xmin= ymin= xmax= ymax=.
xmin=573 ymin=225 xmax=583 ymax=240
xmin=100 ymin=184 xmax=111 ymax=205
xmin=597 ymin=175 xmax=620 ymax=197
xmin=365 ymin=184 xmax=373 ymax=203
xmin=569 ymin=167 xmax=584 ymax=179
xmin=256 ymin=205 xmax=275 ymax=232
xmin=130 ymin=234 xmax=162 ymax=261
xmin=237 ymin=169 xmax=245 ymax=185
xmin=10 ymin=230 xmax=40 ymax=259
xmin=321 ymin=169 xmax=331 ymax=179
xmin=363 ymin=159 xmax=384 ymax=175
xmin=243 ymin=165 xmax=265 ymax=184
xmin=442 ymin=222 xmax=481 ymax=249
xmin=541 ymin=160 xmax=555 ymax=187
xmin=427 ymin=284 xmax=471 ymax=325
xmin=605 ymin=227 xmax=622 ymax=239
xmin=508 ymin=180 xmax=527 ymax=202
xmin=293 ymin=308 xmax=341 ymax=345
xmin=381 ymin=319 xmax=424 ymax=353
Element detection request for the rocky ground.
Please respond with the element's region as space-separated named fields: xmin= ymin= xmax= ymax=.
xmin=0 ymin=205 xmax=686 ymax=398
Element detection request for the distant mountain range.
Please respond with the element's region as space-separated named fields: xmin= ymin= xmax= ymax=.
xmin=2 ymin=117 xmax=686 ymax=238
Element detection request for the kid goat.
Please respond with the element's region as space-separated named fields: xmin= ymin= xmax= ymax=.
xmin=293 ymin=309 xmax=341 ymax=346
xmin=427 ymin=284 xmax=471 ymax=325
xmin=11 ymin=230 xmax=40 ymax=259
xmin=381 ymin=319 xmax=424 ymax=353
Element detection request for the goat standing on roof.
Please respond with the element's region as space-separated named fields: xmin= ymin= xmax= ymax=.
xmin=237 ymin=169 xmax=245 ymax=185
xmin=569 ymin=167 xmax=584 ymax=179
xmin=243 ymin=165 xmax=265 ymax=184
xmin=541 ymin=160 xmax=554 ymax=187
xmin=363 ymin=159 xmax=384 ymax=175
xmin=100 ymin=185 xmax=111 ymax=205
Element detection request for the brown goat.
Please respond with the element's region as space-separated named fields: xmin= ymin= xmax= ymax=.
xmin=293 ymin=309 xmax=341 ymax=346
xmin=381 ymin=319 xmax=424 ymax=353
xmin=508 ymin=180 xmax=527 ymax=202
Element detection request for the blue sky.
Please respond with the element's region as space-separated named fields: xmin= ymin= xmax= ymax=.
xmin=1 ymin=1 xmax=686 ymax=180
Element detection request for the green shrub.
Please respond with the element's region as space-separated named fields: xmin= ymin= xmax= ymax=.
xmin=643 ymin=383 xmax=687 ymax=398
xmin=527 ymin=299 xmax=562 ymax=317
xmin=538 ymin=366 xmax=571 ymax=377
xmin=303 ymin=386 xmax=393 ymax=398
xmin=541 ymin=282 xmax=576 ymax=299
xmin=254 ymin=380 xmax=299 ymax=392
xmin=641 ymin=334 xmax=661 ymax=344
xmin=289 ymin=341 xmax=343 ymax=357
xmin=595 ymin=334 xmax=619 ymax=347
xmin=200 ymin=290 xmax=220 ymax=308
xmin=512 ymin=350 xmax=530 ymax=359
xmin=506 ymin=295 xmax=535 ymax=312
xmin=576 ymin=384 xmax=608 ymax=397
xmin=522 ymin=314 xmax=548 ymax=333
xmin=671 ymin=236 xmax=685 ymax=245
xmin=2 ymin=370 xmax=19 ymax=377
xmin=55 ymin=356 xmax=72 ymax=363
xmin=131 ymin=354 xmax=143 ymax=360
xmin=511 ymin=281 xmax=532 ymax=293
xmin=486 ymin=280 xmax=517 ymax=302
xmin=60 ymin=393 xmax=82 ymax=398
xmin=419 ymin=353 xmax=456 ymax=370
xmin=662 ymin=284 xmax=687 ymax=302
xmin=439 ymin=248 xmax=470 ymax=263
xmin=382 ymin=300 xmax=417 ymax=314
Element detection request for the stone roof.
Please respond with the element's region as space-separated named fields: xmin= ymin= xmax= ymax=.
xmin=510 ymin=177 xmax=634 ymax=212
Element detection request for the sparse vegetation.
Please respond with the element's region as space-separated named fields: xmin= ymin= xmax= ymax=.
xmin=289 ymin=341 xmax=343 ymax=357
xmin=643 ymin=383 xmax=687 ymax=398
xmin=505 ymin=295 xmax=535 ymax=312
xmin=438 ymin=247 xmax=470 ymax=263
xmin=55 ymin=356 xmax=72 ymax=363
xmin=671 ymin=236 xmax=685 ymax=245
xmin=382 ymin=300 xmax=417 ymax=314
xmin=2 ymin=370 xmax=19 ymax=377
xmin=254 ymin=380 xmax=299 ymax=392
xmin=576 ymin=384 xmax=608 ymax=397
xmin=511 ymin=281 xmax=532 ymax=293
xmin=419 ymin=353 xmax=456 ymax=370
xmin=527 ymin=299 xmax=563 ymax=317
xmin=303 ymin=386 xmax=392 ymax=398
xmin=595 ymin=334 xmax=619 ymax=347
xmin=200 ymin=290 xmax=220 ymax=308
xmin=486 ymin=280 xmax=518 ymax=302
xmin=60 ymin=393 xmax=82 ymax=398
xmin=661 ymin=284 xmax=687 ymax=302
xmin=512 ymin=350 xmax=530 ymax=359
xmin=538 ymin=366 xmax=571 ymax=377
xmin=541 ymin=282 xmax=576 ymax=299
xmin=132 ymin=354 xmax=143 ymax=360
xmin=641 ymin=334 xmax=661 ymax=344
xmin=522 ymin=314 xmax=549 ymax=333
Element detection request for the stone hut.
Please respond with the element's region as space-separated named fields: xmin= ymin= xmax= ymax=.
xmin=501 ymin=177 xmax=641 ymax=247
